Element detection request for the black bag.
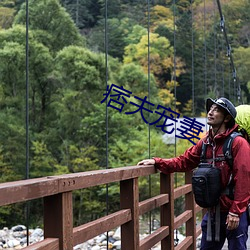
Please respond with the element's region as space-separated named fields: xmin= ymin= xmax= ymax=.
xmin=192 ymin=132 xmax=241 ymax=208
xmin=192 ymin=163 xmax=221 ymax=208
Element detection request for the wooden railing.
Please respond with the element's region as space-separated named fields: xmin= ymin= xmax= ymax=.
xmin=0 ymin=165 xmax=203 ymax=250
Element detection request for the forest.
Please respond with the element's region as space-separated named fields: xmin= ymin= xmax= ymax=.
xmin=0 ymin=0 xmax=249 ymax=228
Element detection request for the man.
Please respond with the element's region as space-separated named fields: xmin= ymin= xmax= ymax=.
xmin=138 ymin=97 xmax=250 ymax=250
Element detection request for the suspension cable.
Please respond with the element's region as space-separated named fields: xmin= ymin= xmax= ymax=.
xmin=173 ymin=0 xmax=177 ymax=156
xmin=204 ymin=0 xmax=207 ymax=98
xmin=191 ymin=0 xmax=195 ymax=118
xmin=147 ymin=0 xmax=152 ymax=234
xmin=172 ymin=0 xmax=179 ymax=245
xmin=216 ymin=0 xmax=242 ymax=104
xmin=213 ymin=0 xmax=217 ymax=95
xmin=218 ymin=24 xmax=225 ymax=96
xmin=104 ymin=0 xmax=109 ymax=248
xmin=25 ymin=0 xmax=30 ymax=245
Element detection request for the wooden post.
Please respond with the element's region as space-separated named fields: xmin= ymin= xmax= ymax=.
xmin=120 ymin=178 xmax=139 ymax=250
xmin=161 ymin=173 xmax=174 ymax=250
xmin=44 ymin=192 xmax=73 ymax=250
xmin=185 ymin=171 xmax=196 ymax=250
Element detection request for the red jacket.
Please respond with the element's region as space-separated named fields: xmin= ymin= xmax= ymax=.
xmin=154 ymin=124 xmax=250 ymax=216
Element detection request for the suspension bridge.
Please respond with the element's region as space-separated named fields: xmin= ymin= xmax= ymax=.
xmin=1 ymin=165 xmax=249 ymax=249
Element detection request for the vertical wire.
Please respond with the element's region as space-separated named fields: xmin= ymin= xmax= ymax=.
xmin=222 ymin=61 xmax=225 ymax=97
xmin=104 ymin=0 xmax=109 ymax=247
xmin=147 ymin=0 xmax=152 ymax=234
xmin=25 ymin=0 xmax=30 ymax=245
xmin=172 ymin=0 xmax=179 ymax=244
xmin=228 ymin=64 xmax=231 ymax=100
xmin=25 ymin=0 xmax=29 ymax=185
xmin=221 ymin=34 xmax=225 ymax=96
xmin=173 ymin=0 xmax=178 ymax=197
xmin=219 ymin=31 xmax=225 ymax=96
xmin=173 ymin=0 xmax=177 ymax=157
xmin=213 ymin=0 xmax=217 ymax=96
xmin=191 ymin=0 xmax=194 ymax=118
xmin=221 ymin=40 xmax=225 ymax=96
xmin=204 ymin=0 xmax=207 ymax=98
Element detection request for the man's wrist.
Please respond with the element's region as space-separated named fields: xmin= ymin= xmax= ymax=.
xmin=228 ymin=212 xmax=239 ymax=217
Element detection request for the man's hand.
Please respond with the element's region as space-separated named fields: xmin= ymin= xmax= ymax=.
xmin=137 ymin=159 xmax=155 ymax=166
xmin=226 ymin=213 xmax=240 ymax=230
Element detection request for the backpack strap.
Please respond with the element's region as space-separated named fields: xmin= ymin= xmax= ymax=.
xmin=223 ymin=132 xmax=242 ymax=169
xmin=223 ymin=132 xmax=242 ymax=200
xmin=200 ymin=142 xmax=208 ymax=163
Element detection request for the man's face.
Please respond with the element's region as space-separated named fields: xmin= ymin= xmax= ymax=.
xmin=207 ymin=104 xmax=226 ymax=127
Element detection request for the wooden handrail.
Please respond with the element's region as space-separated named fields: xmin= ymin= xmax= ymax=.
xmin=0 ymin=165 xmax=203 ymax=250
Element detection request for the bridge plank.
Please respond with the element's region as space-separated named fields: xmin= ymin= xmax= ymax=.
xmin=140 ymin=226 xmax=169 ymax=250
xmin=175 ymin=236 xmax=193 ymax=250
xmin=73 ymin=209 xmax=131 ymax=245
xmin=0 ymin=177 xmax=59 ymax=206
xmin=139 ymin=194 xmax=169 ymax=215
xmin=174 ymin=184 xmax=192 ymax=199
xmin=57 ymin=165 xmax=156 ymax=192
xmin=22 ymin=238 xmax=59 ymax=250
xmin=174 ymin=210 xmax=192 ymax=229
xmin=0 ymin=165 xmax=156 ymax=206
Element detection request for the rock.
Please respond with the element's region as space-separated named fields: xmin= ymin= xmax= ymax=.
xmin=7 ymin=239 xmax=20 ymax=247
xmin=95 ymin=234 xmax=106 ymax=243
xmin=107 ymin=231 xmax=114 ymax=237
xmin=100 ymin=240 xmax=108 ymax=246
xmin=113 ymin=227 xmax=120 ymax=240
xmin=15 ymin=245 xmax=23 ymax=249
xmin=30 ymin=228 xmax=43 ymax=238
xmin=0 ymin=224 xmax=187 ymax=249
xmin=0 ymin=230 xmax=7 ymax=238
xmin=12 ymin=231 xmax=25 ymax=238
xmin=113 ymin=240 xmax=121 ymax=249
xmin=87 ymin=238 xmax=94 ymax=245
xmin=108 ymin=236 xmax=116 ymax=243
xmin=91 ymin=245 xmax=101 ymax=250
xmin=11 ymin=226 xmax=26 ymax=232
xmin=73 ymin=242 xmax=87 ymax=249
xmin=20 ymin=237 xmax=27 ymax=245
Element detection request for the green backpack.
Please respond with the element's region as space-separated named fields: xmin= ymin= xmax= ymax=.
xmin=235 ymin=105 xmax=250 ymax=142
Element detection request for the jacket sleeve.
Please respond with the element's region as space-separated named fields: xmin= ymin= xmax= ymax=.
xmin=153 ymin=139 xmax=203 ymax=174
xmin=230 ymin=136 xmax=250 ymax=215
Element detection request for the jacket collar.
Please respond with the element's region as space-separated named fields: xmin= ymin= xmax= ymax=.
xmin=206 ymin=124 xmax=239 ymax=144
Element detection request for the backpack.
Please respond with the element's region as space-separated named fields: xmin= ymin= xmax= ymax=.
xmin=192 ymin=162 xmax=221 ymax=208
xmin=235 ymin=105 xmax=250 ymax=142
xmin=192 ymin=131 xmax=241 ymax=208
xmin=191 ymin=134 xmax=241 ymax=242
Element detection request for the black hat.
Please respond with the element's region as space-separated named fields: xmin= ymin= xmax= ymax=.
xmin=206 ymin=97 xmax=237 ymax=119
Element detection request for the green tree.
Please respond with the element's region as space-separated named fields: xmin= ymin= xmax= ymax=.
xmin=117 ymin=63 xmax=158 ymax=99
xmin=0 ymin=25 xmax=56 ymax=132
xmin=234 ymin=46 xmax=250 ymax=102
xmin=30 ymin=141 xmax=57 ymax=177
xmin=124 ymin=32 xmax=185 ymax=86
xmin=86 ymin=17 xmax=138 ymax=60
xmin=0 ymin=6 xmax=15 ymax=29
xmin=14 ymin=0 xmax=84 ymax=52
xmin=61 ymin=0 xmax=101 ymax=28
